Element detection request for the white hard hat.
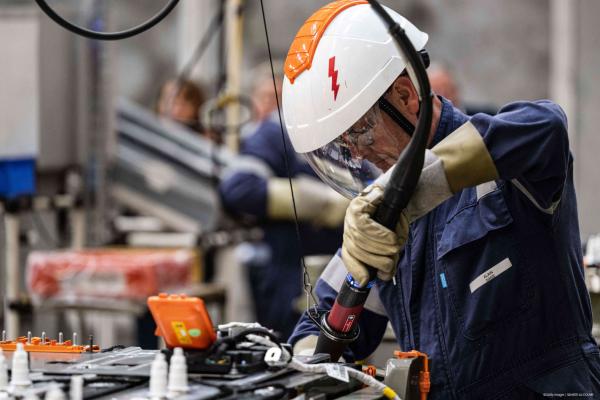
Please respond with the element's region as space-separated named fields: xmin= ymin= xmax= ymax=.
xmin=282 ymin=0 xmax=428 ymax=198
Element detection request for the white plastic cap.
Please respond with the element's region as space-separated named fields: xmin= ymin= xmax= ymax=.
xmin=167 ymin=348 xmax=189 ymax=394
xmin=43 ymin=384 xmax=65 ymax=400
xmin=10 ymin=343 xmax=31 ymax=387
xmin=69 ymin=376 xmax=84 ymax=400
xmin=149 ymin=353 xmax=168 ymax=399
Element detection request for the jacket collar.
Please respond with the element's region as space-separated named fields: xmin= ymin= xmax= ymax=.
xmin=429 ymin=96 xmax=469 ymax=148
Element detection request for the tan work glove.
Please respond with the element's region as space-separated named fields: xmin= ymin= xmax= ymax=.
xmin=431 ymin=121 xmax=499 ymax=193
xmin=341 ymin=184 xmax=409 ymax=287
xmin=340 ymin=122 xmax=500 ymax=288
xmin=267 ymin=176 xmax=349 ymax=228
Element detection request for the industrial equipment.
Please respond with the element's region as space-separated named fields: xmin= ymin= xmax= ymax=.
xmin=0 ymin=292 xmax=437 ymax=399
xmin=0 ymin=8 xmax=38 ymax=200
xmin=113 ymin=99 xmax=234 ymax=234
xmin=5 ymin=2 xmax=435 ymax=398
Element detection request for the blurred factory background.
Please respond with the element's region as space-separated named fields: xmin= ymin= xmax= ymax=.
xmin=1 ymin=0 xmax=600 ymax=353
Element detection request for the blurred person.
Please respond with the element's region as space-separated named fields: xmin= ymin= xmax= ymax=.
xmin=240 ymin=63 xmax=283 ymax=140
xmin=283 ymin=2 xmax=600 ymax=399
xmin=428 ymin=62 xmax=496 ymax=115
xmin=252 ymin=74 xmax=282 ymax=122
xmin=428 ymin=62 xmax=461 ymax=106
xmin=156 ymin=79 xmax=221 ymax=143
xmin=219 ymin=70 xmax=348 ymax=339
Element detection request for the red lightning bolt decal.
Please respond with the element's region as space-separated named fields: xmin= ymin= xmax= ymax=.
xmin=328 ymin=56 xmax=340 ymax=101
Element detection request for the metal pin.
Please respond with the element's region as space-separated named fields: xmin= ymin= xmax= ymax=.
xmin=58 ymin=332 xmax=63 ymax=344
xmin=88 ymin=334 xmax=94 ymax=353
xmin=72 ymin=332 xmax=77 ymax=346
xmin=27 ymin=331 xmax=31 ymax=343
xmin=41 ymin=331 xmax=46 ymax=343
xmin=1 ymin=330 xmax=6 ymax=342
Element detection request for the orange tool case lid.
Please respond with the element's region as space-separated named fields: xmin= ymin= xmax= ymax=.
xmin=148 ymin=293 xmax=217 ymax=350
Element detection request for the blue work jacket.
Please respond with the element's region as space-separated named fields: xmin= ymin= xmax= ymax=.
xmin=219 ymin=116 xmax=342 ymax=338
xmin=290 ymin=98 xmax=600 ymax=399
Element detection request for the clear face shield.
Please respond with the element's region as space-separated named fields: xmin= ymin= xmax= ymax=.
xmin=304 ymin=102 xmax=411 ymax=199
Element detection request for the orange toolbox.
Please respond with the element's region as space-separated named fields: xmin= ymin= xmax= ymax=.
xmin=148 ymin=293 xmax=217 ymax=350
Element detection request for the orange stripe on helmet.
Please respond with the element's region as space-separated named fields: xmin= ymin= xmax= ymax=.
xmin=284 ymin=0 xmax=368 ymax=84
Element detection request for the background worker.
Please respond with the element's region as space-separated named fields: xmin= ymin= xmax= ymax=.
xmin=428 ymin=62 xmax=461 ymax=106
xmin=240 ymin=62 xmax=286 ymax=140
xmin=428 ymin=61 xmax=496 ymax=115
xmin=156 ymin=79 xmax=204 ymax=131
xmin=156 ymin=78 xmax=221 ymax=143
xmin=219 ymin=72 xmax=348 ymax=339
xmin=282 ymin=2 xmax=600 ymax=398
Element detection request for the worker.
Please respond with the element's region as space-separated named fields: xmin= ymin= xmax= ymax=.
xmin=156 ymin=78 xmax=221 ymax=143
xmin=219 ymin=72 xmax=348 ymax=339
xmin=428 ymin=62 xmax=496 ymax=115
xmin=241 ymin=62 xmax=285 ymax=140
xmin=283 ymin=1 xmax=600 ymax=398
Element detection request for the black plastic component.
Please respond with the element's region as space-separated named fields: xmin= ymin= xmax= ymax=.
xmin=89 ymin=335 xmax=94 ymax=353
xmin=162 ymin=326 xmax=291 ymax=376
xmin=315 ymin=311 xmax=360 ymax=362
xmin=162 ymin=348 xmax=267 ymax=375
xmin=378 ymin=97 xmax=415 ymax=137
xmin=7 ymin=297 xmax=33 ymax=315
xmin=336 ymin=279 xmax=370 ymax=308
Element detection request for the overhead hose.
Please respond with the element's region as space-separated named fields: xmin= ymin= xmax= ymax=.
xmin=34 ymin=0 xmax=180 ymax=41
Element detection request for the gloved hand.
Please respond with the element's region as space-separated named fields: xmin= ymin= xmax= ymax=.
xmin=340 ymin=120 xmax=501 ymax=287
xmin=341 ymin=149 xmax=446 ymax=287
xmin=342 ymin=184 xmax=409 ymax=287
xmin=267 ymin=176 xmax=349 ymax=228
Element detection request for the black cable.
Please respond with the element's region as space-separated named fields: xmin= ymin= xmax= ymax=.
xmin=230 ymin=327 xmax=281 ymax=344
xmin=217 ymin=1 xmax=228 ymax=93
xmin=34 ymin=0 xmax=180 ymax=41
xmin=259 ymin=0 xmax=320 ymax=314
xmin=177 ymin=7 xmax=226 ymax=84
xmin=368 ymin=0 xmax=433 ymax=234
xmin=207 ymin=327 xmax=282 ymax=356
xmin=378 ymin=97 xmax=415 ymax=136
